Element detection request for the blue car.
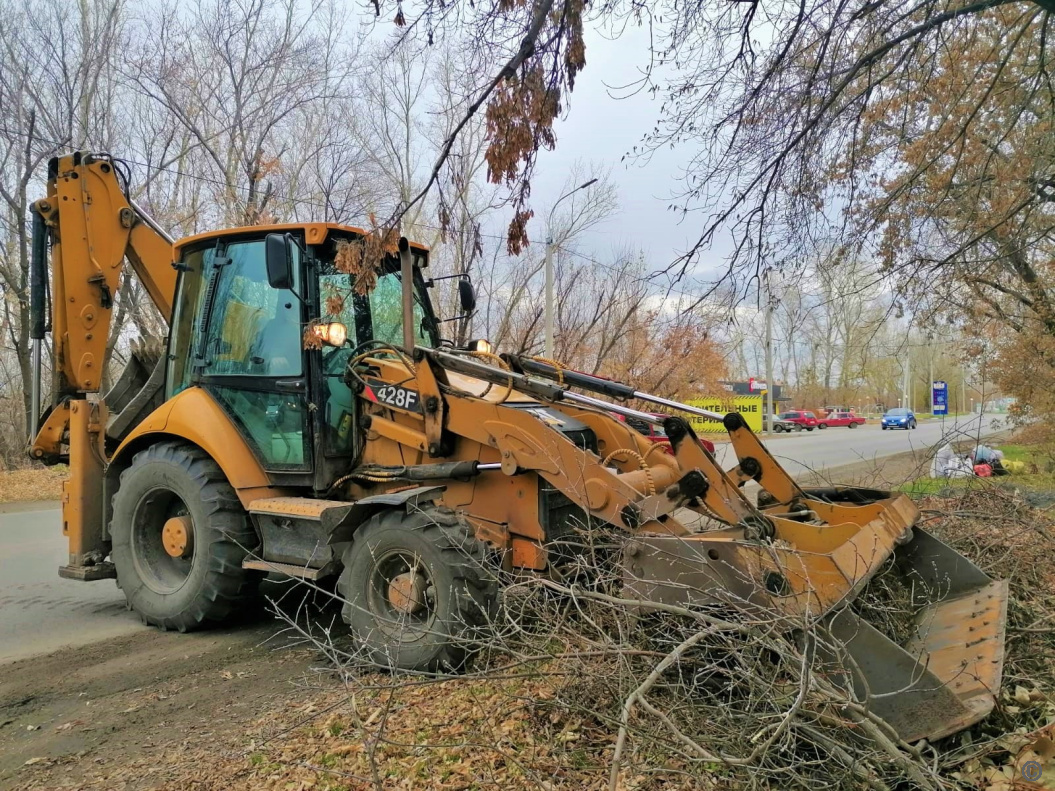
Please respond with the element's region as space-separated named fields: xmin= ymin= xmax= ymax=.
xmin=881 ymin=407 xmax=917 ymax=430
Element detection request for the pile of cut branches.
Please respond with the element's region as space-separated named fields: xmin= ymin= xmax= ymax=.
xmin=240 ymin=489 xmax=1054 ymax=791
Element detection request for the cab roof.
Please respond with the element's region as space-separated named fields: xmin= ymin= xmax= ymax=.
xmin=175 ymin=222 xmax=431 ymax=256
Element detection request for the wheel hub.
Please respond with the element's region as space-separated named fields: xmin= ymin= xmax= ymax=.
xmin=161 ymin=516 xmax=193 ymax=559
xmin=388 ymin=571 xmax=428 ymax=615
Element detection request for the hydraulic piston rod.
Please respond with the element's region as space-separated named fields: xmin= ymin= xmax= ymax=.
xmin=509 ymin=355 xmax=725 ymax=422
xmin=427 ymin=349 xmax=676 ymax=426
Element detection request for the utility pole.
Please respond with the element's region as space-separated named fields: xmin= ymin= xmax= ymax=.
xmin=902 ymin=358 xmax=910 ymax=409
xmin=544 ymin=178 xmax=597 ymax=358
xmin=544 ymin=240 xmax=555 ymax=358
xmin=928 ymin=339 xmax=934 ymax=416
xmin=764 ymin=270 xmax=775 ymax=435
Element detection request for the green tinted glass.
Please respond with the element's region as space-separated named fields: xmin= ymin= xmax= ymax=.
xmin=166 ymin=246 xmax=213 ymax=398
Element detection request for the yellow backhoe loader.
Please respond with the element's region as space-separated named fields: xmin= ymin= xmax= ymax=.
xmin=28 ymin=152 xmax=1007 ymax=743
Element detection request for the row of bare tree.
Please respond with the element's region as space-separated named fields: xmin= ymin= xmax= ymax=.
xmin=723 ymin=253 xmax=982 ymax=413
xmin=0 ymin=0 xmax=728 ymax=466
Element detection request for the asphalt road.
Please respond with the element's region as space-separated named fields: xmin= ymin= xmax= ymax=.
xmin=713 ymin=411 xmax=1005 ymax=477
xmin=0 ymin=503 xmax=141 ymax=664
xmin=0 ymin=412 xmax=1004 ymax=665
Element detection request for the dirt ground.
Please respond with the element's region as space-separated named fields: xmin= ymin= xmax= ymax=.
xmin=0 ymin=442 xmax=1015 ymax=791
xmin=1 ymin=593 xmax=339 ymax=791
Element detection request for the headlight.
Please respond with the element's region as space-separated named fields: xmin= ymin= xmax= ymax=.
xmin=466 ymin=338 xmax=493 ymax=354
xmin=312 ymin=321 xmax=347 ymax=347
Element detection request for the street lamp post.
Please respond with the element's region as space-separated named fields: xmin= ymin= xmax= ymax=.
xmin=545 ymin=178 xmax=597 ymax=358
xmin=764 ymin=269 xmax=775 ymax=435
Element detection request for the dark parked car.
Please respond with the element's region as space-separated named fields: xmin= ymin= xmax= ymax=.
xmin=881 ymin=407 xmax=917 ymax=430
xmin=771 ymin=416 xmax=804 ymax=433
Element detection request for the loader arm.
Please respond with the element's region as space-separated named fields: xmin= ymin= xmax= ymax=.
xmin=346 ymin=346 xmax=1009 ymax=743
xmin=27 ymin=152 xmax=176 ymax=578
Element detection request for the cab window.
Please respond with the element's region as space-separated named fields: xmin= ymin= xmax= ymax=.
xmin=362 ymin=270 xmax=434 ymax=348
xmin=315 ymin=257 xmax=435 ymax=458
xmin=205 ymin=239 xmax=302 ymax=377
xmin=166 ymin=245 xmax=212 ymax=398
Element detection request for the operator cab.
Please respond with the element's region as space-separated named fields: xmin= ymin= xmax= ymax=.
xmin=166 ymin=223 xmax=462 ymax=490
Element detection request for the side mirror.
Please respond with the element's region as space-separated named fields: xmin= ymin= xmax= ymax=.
xmin=265 ymin=233 xmax=294 ymax=290
xmin=458 ymin=277 xmax=477 ymax=313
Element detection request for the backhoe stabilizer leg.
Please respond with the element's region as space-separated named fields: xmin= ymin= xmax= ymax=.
xmin=57 ymin=398 xmax=114 ymax=581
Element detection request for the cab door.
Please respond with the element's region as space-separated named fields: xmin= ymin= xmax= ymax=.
xmin=169 ymin=235 xmax=312 ymax=481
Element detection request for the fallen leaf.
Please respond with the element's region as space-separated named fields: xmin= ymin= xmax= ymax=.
xmin=23 ymin=757 xmax=48 ymax=766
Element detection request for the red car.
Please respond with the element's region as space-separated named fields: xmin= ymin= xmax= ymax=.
xmin=818 ymin=410 xmax=866 ymax=429
xmin=619 ymin=413 xmax=716 ymax=454
xmin=778 ymin=410 xmax=819 ymax=431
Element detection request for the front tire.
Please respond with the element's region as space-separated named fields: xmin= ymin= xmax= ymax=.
xmin=110 ymin=441 xmax=259 ymax=632
xmin=806 ymin=427 xmax=814 ymax=432
xmin=910 ymin=420 xmax=917 ymax=429
xmin=339 ymin=505 xmax=498 ymax=672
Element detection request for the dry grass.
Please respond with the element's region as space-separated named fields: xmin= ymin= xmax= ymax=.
xmin=0 ymin=466 xmax=66 ymax=503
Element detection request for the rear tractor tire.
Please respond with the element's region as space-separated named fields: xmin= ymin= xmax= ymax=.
xmin=110 ymin=441 xmax=260 ymax=632
xmin=339 ymin=505 xmax=498 ymax=672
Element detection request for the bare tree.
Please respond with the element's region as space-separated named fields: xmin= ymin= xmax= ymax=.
xmin=0 ymin=0 xmax=123 ymax=440
xmin=125 ymin=0 xmax=358 ymax=226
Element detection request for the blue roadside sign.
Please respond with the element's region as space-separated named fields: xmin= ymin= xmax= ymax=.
xmin=932 ymin=381 xmax=948 ymax=416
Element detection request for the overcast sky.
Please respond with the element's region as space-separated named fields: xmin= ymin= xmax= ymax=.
xmin=523 ymin=22 xmax=735 ymax=286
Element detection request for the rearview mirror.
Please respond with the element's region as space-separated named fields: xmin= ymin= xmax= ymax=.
xmin=458 ymin=277 xmax=476 ymax=313
xmin=265 ymin=233 xmax=293 ymax=290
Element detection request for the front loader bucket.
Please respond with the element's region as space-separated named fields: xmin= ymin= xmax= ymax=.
xmin=622 ymin=492 xmax=1009 ymax=742
xmin=821 ymin=528 xmax=1008 ymax=741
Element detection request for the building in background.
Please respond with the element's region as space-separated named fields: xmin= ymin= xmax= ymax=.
xmin=720 ymin=379 xmax=791 ymax=414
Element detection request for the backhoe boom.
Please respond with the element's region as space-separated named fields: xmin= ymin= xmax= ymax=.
xmin=28 ymin=152 xmax=176 ymax=577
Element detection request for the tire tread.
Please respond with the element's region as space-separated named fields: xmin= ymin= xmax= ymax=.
xmin=111 ymin=441 xmax=258 ymax=632
xmin=338 ymin=505 xmax=498 ymax=672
